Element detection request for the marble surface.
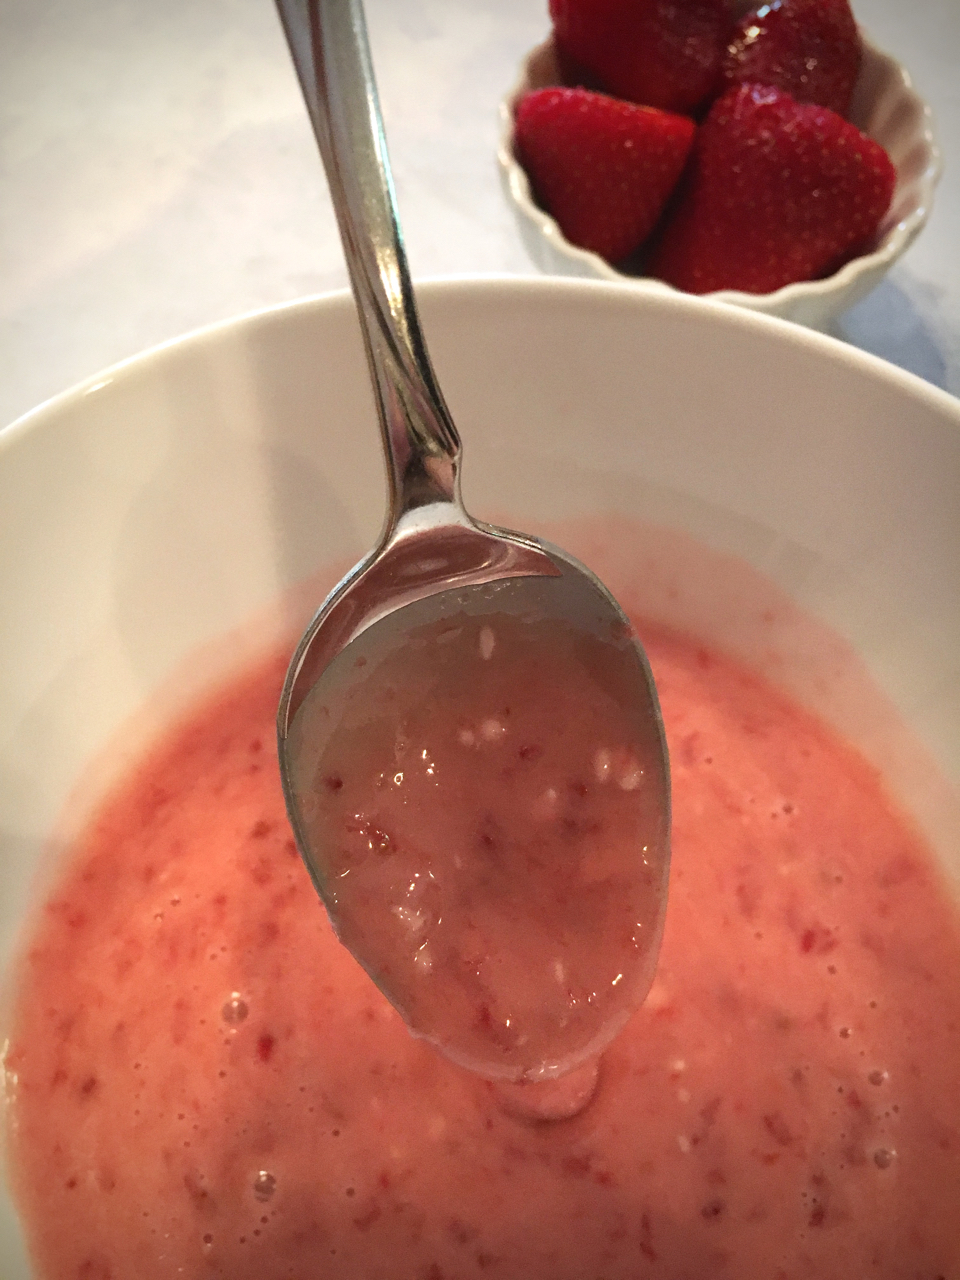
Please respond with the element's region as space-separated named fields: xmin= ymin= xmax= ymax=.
xmin=1 ymin=0 xmax=958 ymax=429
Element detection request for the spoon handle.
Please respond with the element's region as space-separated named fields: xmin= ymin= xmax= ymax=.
xmin=275 ymin=0 xmax=462 ymax=524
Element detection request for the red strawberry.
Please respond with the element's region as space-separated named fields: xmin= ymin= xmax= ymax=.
xmin=549 ymin=0 xmax=733 ymax=115
xmin=514 ymin=87 xmax=696 ymax=263
xmin=649 ymin=83 xmax=896 ymax=295
xmin=722 ymin=0 xmax=862 ymax=117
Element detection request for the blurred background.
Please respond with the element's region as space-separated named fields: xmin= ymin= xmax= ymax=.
xmin=1 ymin=0 xmax=957 ymax=428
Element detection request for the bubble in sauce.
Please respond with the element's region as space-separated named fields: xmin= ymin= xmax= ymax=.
xmin=221 ymin=994 xmax=248 ymax=1025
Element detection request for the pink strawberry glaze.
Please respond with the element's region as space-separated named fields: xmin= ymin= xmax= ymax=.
xmin=6 ymin=623 xmax=960 ymax=1279
xmin=293 ymin=610 xmax=668 ymax=1083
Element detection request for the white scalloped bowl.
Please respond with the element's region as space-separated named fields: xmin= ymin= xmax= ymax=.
xmin=498 ymin=32 xmax=941 ymax=329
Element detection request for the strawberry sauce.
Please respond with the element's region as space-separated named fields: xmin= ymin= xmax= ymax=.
xmin=290 ymin=610 xmax=668 ymax=1083
xmin=6 ymin=623 xmax=960 ymax=1279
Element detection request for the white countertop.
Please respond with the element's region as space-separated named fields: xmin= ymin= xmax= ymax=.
xmin=2 ymin=0 xmax=958 ymax=428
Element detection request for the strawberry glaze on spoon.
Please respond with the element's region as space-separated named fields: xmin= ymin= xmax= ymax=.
xmin=273 ymin=0 xmax=670 ymax=1118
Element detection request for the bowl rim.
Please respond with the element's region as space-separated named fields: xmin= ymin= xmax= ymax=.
xmin=3 ymin=277 xmax=960 ymax=451
xmin=496 ymin=31 xmax=943 ymax=311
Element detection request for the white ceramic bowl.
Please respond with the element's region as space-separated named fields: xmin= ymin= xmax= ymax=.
xmin=498 ymin=33 xmax=941 ymax=329
xmin=2 ymin=278 xmax=959 ymax=1273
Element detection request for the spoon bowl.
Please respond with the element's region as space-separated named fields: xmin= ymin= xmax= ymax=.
xmin=274 ymin=0 xmax=670 ymax=1087
xmin=280 ymin=531 xmax=671 ymax=1083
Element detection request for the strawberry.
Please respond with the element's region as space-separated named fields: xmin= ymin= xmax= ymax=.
xmin=722 ymin=0 xmax=862 ymax=117
xmin=648 ymin=83 xmax=896 ymax=295
xmin=549 ymin=0 xmax=733 ymax=115
xmin=514 ymin=87 xmax=696 ymax=263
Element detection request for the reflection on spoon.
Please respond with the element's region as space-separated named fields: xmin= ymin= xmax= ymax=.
xmin=274 ymin=0 xmax=670 ymax=1116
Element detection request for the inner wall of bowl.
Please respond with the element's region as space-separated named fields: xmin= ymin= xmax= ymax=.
xmin=1 ymin=278 xmax=958 ymax=1271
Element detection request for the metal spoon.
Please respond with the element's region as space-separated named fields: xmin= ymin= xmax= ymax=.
xmin=274 ymin=0 xmax=670 ymax=1099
